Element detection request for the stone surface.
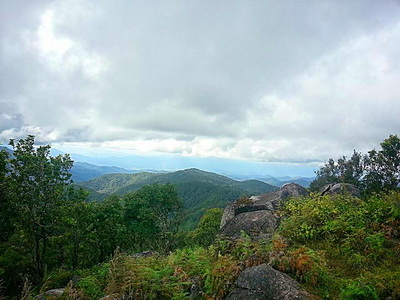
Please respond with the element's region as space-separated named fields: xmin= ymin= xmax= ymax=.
xmin=131 ymin=250 xmax=157 ymax=258
xmin=44 ymin=288 xmax=65 ymax=296
xmin=220 ymin=183 xmax=308 ymax=239
xmin=220 ymin=196 xmax=274 ymax=229
xmin=278 ymin=183 xmax=309 ymax=200
xmin=220 ymin=210 xmax=279 ymax=240
xmin=226 ymin=264 xmax=311 ymax=300
xmin=320 ymin=183 xmax=360 ymax=198
xmin=221 ymin=184 xmax=314 ymax=300
xmin=221 ymin=183 xmax=307 ymax=229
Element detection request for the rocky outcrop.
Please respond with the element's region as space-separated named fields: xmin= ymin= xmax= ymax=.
xmin=226 ymin=264 xmax=311 ymax=300
xmin=220 ymin=184 xmax=314 ymax=299
xmin=320 ymin=183 xmax=360 ymax=198
xmin=220 ymin=210 xmax=279 ymax=240
xmin=220 ymin=183 xmax=308 ymax=239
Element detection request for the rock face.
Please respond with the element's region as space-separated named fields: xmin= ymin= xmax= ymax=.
xmin=320 ymin=183 xmax=360 ymax=198
xmin=220 ymin=210 xmax=279 ymax=240
xmin=220 ymin=184 xmax=313 ymax=300
xmin=226 ymin=264 xmax=311 ymax=300
xmin=220 ymin=183 xmax=308 ymax=239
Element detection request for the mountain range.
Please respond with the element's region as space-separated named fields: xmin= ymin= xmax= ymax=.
xmin=77 ymin=168 xmax=278 ymax=229
xmin=1 ymin=145 xmax=313 ymax=228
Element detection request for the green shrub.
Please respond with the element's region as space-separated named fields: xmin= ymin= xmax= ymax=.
xmin=278 ymin=192 xmax=400 ymax=298
xmin=77 ymin=275 xmax=104 ymax=299
xmin=340 ymin=281 xmax=379 ymax=300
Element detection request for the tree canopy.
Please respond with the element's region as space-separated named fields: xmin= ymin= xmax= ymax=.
xmin=310 ymin=134 xmax=400 ymax=194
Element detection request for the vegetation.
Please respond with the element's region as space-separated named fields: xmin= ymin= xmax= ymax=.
xmin=310 ymin=134 xmax=400 ymax=195
xmin=78 ymin=168 xmax=277 ymax=229
xmin=0 ymin=136 xmax=185 ymax=297
xmin=274 ymin=191 xmax=400 ymax=299
xmin=1 ymin=134 xmax=399 ymax=299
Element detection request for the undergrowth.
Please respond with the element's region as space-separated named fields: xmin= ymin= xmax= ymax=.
xmin=37 ymin=192 xmax=400 ymax=299
xmin=276 ymin=191 xmax=400 ymax=299
xmin=48 ymin=237 xmax=270 ymax=300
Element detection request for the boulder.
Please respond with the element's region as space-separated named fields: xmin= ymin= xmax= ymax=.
xmin=220 ymin=210 xmax=279 ymax=240
xmin=226 ymin=264 xmax=311 ymax=300
xmin=131 ymin=250 xmax=157 ymax=258
xmin=278 ymin=183 xmax=309 ymax=200
xmin=220 ymin=183 xmax=308 ymax=238
xmin=320 ymin=183 xmax=360 ymax=198
xmin=43 ymin=288 xmax=64 ymax=297
xmin=220 ymin=196 xmax=275 ymax=229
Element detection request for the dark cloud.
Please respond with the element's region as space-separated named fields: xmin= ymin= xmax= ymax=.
xmin=1 ymin=0 xmax=400 ymax=162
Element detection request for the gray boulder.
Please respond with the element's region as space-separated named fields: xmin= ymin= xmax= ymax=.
xmin=278 ymin=183 xmax=309 ymax=200
xmin=42 ymin=288 xmax=64 ymax=298
xmin=220 ymin=210 xmax=279 ymax=240
xmin=220 ymin=196 xmax=275 ymax=229
xmin=320 ymin=183 xmax=360 ymax=198
xmin=131 ymin=250 xmax=157 ymax=258
xmin=226 ymin=264 xmax=311 ymax=300
xmin=220 ymin=183 xmax=308 ymax=239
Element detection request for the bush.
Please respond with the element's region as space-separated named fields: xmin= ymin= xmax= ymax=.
xmin=340 ymin=281 xmax=379 ymax=300
xmin=277 ymin=192 xmax=400 ymax=298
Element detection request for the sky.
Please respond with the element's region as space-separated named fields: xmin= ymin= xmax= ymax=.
xmin=1 ymin=0 xmax=400 ymax=175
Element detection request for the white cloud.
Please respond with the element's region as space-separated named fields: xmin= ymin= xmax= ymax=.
xmin=26 ymin=6 xmax=106 ymax=79
xmin=1 ymin=0 xmax=400 ymax=164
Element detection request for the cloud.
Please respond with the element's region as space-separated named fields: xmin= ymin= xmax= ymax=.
xmin=1 ymin=0 xmax=400 ymax=163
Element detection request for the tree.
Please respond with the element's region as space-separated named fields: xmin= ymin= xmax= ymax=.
xmin=91 ymin=196 xmax=126 ymax=262
xmin=190 ymin=208 xmax=223 ymax=247
xmin=363 ymin=134 xmax=400 ymax=193
xmin=310 ymin=151 xmax=364 ymax=191
xmin=124 ymin=184 xmax=182 ymax=253
xmin=310 ymin=135 xmax=400 ymax=195
xmin=56 ymin=187 xmax=94 ymax=269
xmin=6 ymin=135 xmax=74 ymax=280
xmin=0 ymin=148 xmax=16 ymax=243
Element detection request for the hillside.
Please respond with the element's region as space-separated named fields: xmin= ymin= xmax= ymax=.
xmin=71 ymin=162 xmax=134 ymax=182
xmin=78 ymin=168 xmax=278 ymax=229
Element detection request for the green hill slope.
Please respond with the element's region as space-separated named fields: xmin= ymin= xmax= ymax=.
xmin=78 ymin=168 xmax=278 ymax=229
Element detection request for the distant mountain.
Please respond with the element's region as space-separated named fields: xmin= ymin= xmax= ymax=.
xmin=257 ymin=176 xmax=315 ymax=188
xmin=78 ymin=168 xmax=278 ymax=229
xmin=71 ymin=162 xmax=135 ymax=182
xmin=2 ymin=146 xmax=168 ymax=182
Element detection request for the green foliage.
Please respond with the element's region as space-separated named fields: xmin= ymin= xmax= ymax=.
xmin=78 ymin=168 xmax=277 ymax=229
xmin=340 ymin=281 xmax=379 ymax=300
xmin=124 ymin=184 xmax=183 ymax=253
xmin=310 ymin=134 xmax=400 ymax=195
xmin=70 ymin=238 xmax=270 ymax=299
xmin=189 ymin=208 xmax=223 ymax=247
xmin=2 ymin=134 xmax=400 ymax=299
xmin=104 ymin=249 xmax=192 ymax=299
xmin=310 ymin=150 xmax=364 ymax=191
xmin=278 ymin=192 xmax=400 ymax=298
xmin=0 ymin=135 xmax=77 ymax=292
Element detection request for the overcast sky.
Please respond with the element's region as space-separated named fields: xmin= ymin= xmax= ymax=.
xmin=1 ymin=0 xmax=400 ymax=165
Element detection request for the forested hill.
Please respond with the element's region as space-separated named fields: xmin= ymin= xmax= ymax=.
xmin=78 ymin=168 xmax=278 ymax=229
